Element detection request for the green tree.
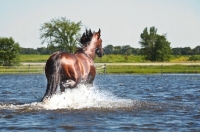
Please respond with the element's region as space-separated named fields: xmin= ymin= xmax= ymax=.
xmin=139 ymin=27 xmax=172 ymax=61
xmin=40 ymin=17 xmax=82 ymax=53
xmin=131 ymin=48 xmax=140 ymax=55
xmin=181 ymin=47 xmax=192 ymax=55
xmin=0 ymin=37 xmax=20 ymax=66
xmin=113 ymin=46 xmax=121 ymax=54
xmin=154 ymin=35 xmax=171 ymax=61
xmin=192 ymin=46 xmax=200 ymax=55
xmin=172 ymin=48 xmax=182 ymax=55
xmin=20 ymin=48 xmax=39 ymax=54
xmin=103 ymin=44 xmax=114 ymax=54
xmin=121 ymin=45 xmax=132 ymax=55
xmin=37 ymin=47 xmax=50 ymax=54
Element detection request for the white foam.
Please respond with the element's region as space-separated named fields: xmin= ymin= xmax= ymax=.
xmin=41 ymin=85 xmax=133 ymax=110
xmin=0 ymin=85 xmax=134 ymax=110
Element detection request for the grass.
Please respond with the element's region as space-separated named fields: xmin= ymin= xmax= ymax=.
xmin=94 ymin=54 xmax=145 ymax=63
xmin=1 ymin=65 xmax=200 ymax=74
xmin=0 ymin=65 xmax=44 ymax=74
xmin=19 ymin=54 xmax=145 ymax=63
xmin=169 ymin=55 xmax=189 ymax=62
xmin=20 ymin=54 xmax=49 ymax=62
xmin=1 ymin=54 xmax=200 ymax=74
xmin=103 ymin=65 xmax=200 ymax=74
xmin=19 ymin=54 xmax=200 ymax=63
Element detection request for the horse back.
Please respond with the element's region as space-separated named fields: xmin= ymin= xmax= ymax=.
xmin=45 ymin=51 xmax=96 ymax=84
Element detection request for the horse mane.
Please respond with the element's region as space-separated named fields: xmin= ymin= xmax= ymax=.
xmin=80 ymin=29 xmax=93 ymax=44
xmin=75 ymin=29 xmax=94 ymax=53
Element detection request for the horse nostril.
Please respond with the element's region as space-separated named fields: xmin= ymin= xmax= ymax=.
xmin=98 ymin=53 xmax=103 ymax=57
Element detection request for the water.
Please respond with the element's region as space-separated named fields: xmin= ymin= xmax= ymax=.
xmin=0 ymin=74 xmax=200 ymax=131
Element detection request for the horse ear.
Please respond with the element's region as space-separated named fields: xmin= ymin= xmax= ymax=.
xmin=89 ymin=29 xmax=92 ymax=36
xmin=98 ymin=28 xmax=101 ymax=34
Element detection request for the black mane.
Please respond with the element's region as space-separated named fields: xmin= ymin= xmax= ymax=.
xmin=79 ymin=29 xmax=93 ymax=45
xmin=76 ymin=29 xmax=94 ymax=53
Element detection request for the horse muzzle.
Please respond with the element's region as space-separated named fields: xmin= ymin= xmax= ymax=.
xmin=95 ymin=49 xmax=104 ymax=57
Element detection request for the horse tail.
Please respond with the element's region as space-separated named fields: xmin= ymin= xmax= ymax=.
xmin=41 ymin=51 xmax=62 ymax=101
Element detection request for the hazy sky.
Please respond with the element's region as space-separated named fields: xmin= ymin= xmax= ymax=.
xmin=0 ymin=0 xmax=200 ymax=49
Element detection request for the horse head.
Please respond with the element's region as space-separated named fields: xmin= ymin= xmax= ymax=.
xmin=78 ymin=29 xmax=103 ymax=58
xmin=93 ymin=29 xmax=103 ymax=57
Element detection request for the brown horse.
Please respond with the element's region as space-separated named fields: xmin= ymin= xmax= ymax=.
xmin=41 ymin=29 xmax=103 ymax=101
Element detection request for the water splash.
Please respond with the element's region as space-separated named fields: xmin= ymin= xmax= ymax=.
xmin=41 ymin=85 xmax=133 ymax=110
xmin=0 ymin=85 xmax=134 ymax=111
xmin=0 ymin=85 xmax=189 ymax=112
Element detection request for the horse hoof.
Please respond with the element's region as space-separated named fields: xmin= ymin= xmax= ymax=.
xmin=62 ymin=80 xmax=76 ymax=88
xmin=41 ymin=96 xmax=49 ymax=102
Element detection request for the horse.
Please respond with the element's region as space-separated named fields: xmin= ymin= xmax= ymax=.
xmin=41 ymin=29 xmax=103 ymax=101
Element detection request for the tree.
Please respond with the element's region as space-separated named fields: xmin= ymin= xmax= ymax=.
xmin=121 ymin=45 xmax=132 ymax=55
xmin=139 ymin=27 xmax=172 ymax=61
xmin=181 ymin=47 xmax=192 ymax=55
xmin=20 ymin=48 xmax=39 ymax=54
xmin=0 ymin=37 xmax=20 ymax=66
xmin=172 ymin=48 xmax=182 ymax=55
xmin=154 ymin=35 xmax=171 ymax=61
xmin=131 ymin=48 xmax=141 ymax=55
xmin=113 ymin=46 xmax=121 ymax=54
xmin=103 ymin=44 xmax=114 ymax=54
xmin=37 ymin=47 xmax=51 ymax=54
xmin=192 ymin=46 xmax=200 ymax=55
xmin=40 ymin=17 xmax=82 ymax=53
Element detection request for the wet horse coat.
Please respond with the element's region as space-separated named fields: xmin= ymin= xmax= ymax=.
xmin=41 ymin=29 xmax=103 ymax=101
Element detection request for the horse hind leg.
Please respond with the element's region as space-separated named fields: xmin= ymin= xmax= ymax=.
xmin=60 ymin=83 xmax=65 ymax=92
xmin=60 ymin=79 xmax=77 ymax=90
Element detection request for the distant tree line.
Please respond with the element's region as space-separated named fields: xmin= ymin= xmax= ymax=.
xmin=20 ymin=45 xmax=200 ymax=56
xmin=172 ymin=46 xmax=200 ymax=55
xmin=20 ymin=47 xmax=50 ymax=54
xmin=103 ymin=45 xmax=200 ymax=55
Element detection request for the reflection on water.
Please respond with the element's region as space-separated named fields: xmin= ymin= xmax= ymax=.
xmin=0 ymin=74 xmax=200 ymax=131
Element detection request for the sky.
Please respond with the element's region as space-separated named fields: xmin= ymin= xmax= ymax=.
xmin=0 ymin=0 xmax=200 ymax=49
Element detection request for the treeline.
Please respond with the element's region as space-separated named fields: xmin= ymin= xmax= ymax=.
xmin=172 ymin=46 xmax=200 ymax=55
xmin=20 ymin=47 xmax=51 ymax=54
xmin=20 ymin=45 xmax=200 ymax=55
xmin=101 ymin=45 xmax=200 ymax=55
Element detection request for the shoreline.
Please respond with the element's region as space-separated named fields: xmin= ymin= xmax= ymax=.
xmin=1 ymin=62 xmax=200 ymax=74
xmin=21 ymin=62 xmax=200 ymax=66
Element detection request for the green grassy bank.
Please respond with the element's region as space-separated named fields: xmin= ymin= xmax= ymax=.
xmin=104 ymin=65 xmax=200 ymax=74
xmin=19 ymin=54 xmax=198 ymax=63
xmin=0 ymin=54 xmax=200 ymax=74
xmin=1 ymin=64 xmax=200 ymax=74
xmin=20 ymin=54 xmax=49 ymax=62
xmin=0 ymin=65 xmax=44 ymax=74
xmin=19 ymin=54 xmax=145 ymax=63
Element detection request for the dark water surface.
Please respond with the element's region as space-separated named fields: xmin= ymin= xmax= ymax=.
xmin=0 ymin=74 xmax=200 ymax=131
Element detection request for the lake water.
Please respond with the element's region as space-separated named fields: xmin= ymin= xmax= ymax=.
xmin=0 ymin=74 xmax=200 ymax=131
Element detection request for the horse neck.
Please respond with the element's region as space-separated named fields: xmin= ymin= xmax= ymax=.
xmin=84 ymin=43 xmax=96 ymax=60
